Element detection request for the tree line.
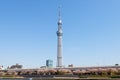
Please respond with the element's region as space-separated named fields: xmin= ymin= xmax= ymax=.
xmin=0 ymin=68 xmax=120 ymax=78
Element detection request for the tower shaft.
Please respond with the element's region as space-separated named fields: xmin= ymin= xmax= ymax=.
xmin=57 ymin=36 xmax=62 ymax=67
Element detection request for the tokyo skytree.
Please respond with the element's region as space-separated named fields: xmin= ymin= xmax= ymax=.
xmin=56 ymin=7 xmax=63 ymax=67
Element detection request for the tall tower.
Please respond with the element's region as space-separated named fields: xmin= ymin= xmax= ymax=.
xmin=56 ymin=7 xmax=63 ymax=67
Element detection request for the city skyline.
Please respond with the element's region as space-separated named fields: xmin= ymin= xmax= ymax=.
xmin=0 ymin=0 xmax=120 ymax=68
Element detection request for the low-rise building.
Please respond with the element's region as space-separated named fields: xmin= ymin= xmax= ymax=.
xmin=0 ymin=66 xmax=4 ymax=70
xmin=8 ymin=63 xmax=22 ymax=69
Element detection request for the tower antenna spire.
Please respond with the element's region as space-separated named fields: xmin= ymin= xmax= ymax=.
xmin=58 ymin=5 xmax=61 ymax=20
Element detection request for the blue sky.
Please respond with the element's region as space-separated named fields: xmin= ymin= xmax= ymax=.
xmin=0 ymin=0 xmax=120 ymax=68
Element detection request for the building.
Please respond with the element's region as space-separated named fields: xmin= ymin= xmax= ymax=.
xmin=8 ymin=63 xmax=22 ymax=69
xmin=0 ymin=66 xmax=4 ymax=70
xmin=56 ymin=7 xmax=63 ymax=67
xmin=40 ymin=66 xmax=47 ymax=68
xmin=68 ymin=64 xmax=74 ymax=68
xmin=46 ymin=59 xmax=53 ymax=68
